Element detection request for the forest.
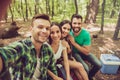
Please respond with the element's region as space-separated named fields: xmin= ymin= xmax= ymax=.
xmin=0 ymin=0 xmax=120 ymax=80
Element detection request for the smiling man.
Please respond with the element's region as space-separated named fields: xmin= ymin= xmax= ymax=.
xmin=68 ymin=14 xmax=102 ymax=80
xmin=0 ymin=14 xmax=57 ymax=80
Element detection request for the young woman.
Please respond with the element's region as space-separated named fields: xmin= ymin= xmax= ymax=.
xmin=48 ymin=22 xmax=71 ymax=80
xmin=59 ymin=20 xmax=89 ymax=80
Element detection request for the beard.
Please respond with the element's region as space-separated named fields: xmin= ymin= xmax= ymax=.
xmin=72 ymin=27 xmax=81 ymax=33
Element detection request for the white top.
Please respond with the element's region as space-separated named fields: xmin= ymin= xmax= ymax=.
xmin=31 ymin=57 xmax=41 ymax=80
xmin=54 ymin=40 xmax=66 ymax=60
xmin=54 ymin=40 xmax=66 ymax=68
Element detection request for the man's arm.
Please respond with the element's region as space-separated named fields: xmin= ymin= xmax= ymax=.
xmin=71 ymin=41 xmax=90 ymax=55
xmin=0 ymin=57 xmax=3 ymax=73
xmin=68 ymin=35 xmax=90 ymax=55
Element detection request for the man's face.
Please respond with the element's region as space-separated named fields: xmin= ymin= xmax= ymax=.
xmin=31 ymin=19 xmax=50 ymax=43
xmin=71 ymin=18 xmax=82 ymax=33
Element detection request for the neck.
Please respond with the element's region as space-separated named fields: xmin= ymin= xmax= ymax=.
xmin=51 ymin=40 xmax=60 ymax=47
xmin=31 ymin=37 xmax=42 ymax=57
xmin=74 ymin=28 xmax=82 ymax=36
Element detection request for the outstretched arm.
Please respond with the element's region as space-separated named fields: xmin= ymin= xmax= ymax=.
xmin=0 ymin=57 xmax=3 ymax=73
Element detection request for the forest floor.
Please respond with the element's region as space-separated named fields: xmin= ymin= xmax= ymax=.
xmin=0 ymin=21 xmax=120 ymax=80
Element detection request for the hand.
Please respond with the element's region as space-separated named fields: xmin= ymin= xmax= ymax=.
xmin=71 ymin=56 xmax=76 ymax=61
xmin=67 ymin=35 xmax=75 ymax=44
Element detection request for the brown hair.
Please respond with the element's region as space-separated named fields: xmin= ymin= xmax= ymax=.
xmin=71 ymin=14 xmax=83 ymax=22
xmin=31 ymin=14 xmax=50 ymax=26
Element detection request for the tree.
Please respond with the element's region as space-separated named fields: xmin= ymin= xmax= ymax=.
xmin=21 ymin=0 xmax=25 ymax=21
xmin=25 ymin=0 xmax=28 ymax=21
xmin=74 ymin=0 xmax=78 ymax=14
xmin=113 ymin=11 xmax=120 ymax=40
xmin=35 ymin=0 xmax=39 ymax=15
xmin=99 ymin=0 xmax=106 ymax=34
xmin=46 ymin=0 xmax=50 ymax=15
xmin=51 ymin=0 xmax=54 ymax=18
xmin=9 ymin=4 xmax=14 ymax=22
xmin=84 ymin=0 xmax=99 ymax=24
xmin=110 ymin=0 xmax=117 ymax=18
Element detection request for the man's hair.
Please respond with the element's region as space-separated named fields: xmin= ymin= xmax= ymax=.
xmin=71 ymin=14 xmax=83 ymax=22
xmin=31 ymin=14 xmax=50 ymax=26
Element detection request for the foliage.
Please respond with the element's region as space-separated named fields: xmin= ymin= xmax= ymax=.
xmin=4 ymin=0 xmax=120 ymax=25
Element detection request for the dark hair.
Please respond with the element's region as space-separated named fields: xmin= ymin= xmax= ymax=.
xmin=71 ymin=14 xmax=83 ymax=22
xmin=49 ymin=22 xmax=61 ymax=44
xmin=59 ymin=20 xmax=71 ymax=29
xmin=31 ymin=14 xmax=50 ymax=26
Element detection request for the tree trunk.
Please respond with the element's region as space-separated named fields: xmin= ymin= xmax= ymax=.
xmin=74 ymin=0 xmax=78 ymax=14
xmin=99 ymin=0 xmax=105 ymax=34
xmin=9 ymin=4 xmax=14 ymax=22
xmin=51 ymin=0 xmax=54 ymax=18
xmin=34 ymin=0 xmax=39 ymax=15
xmin=46 ymin=0 xmax=49 ymax=14
xmin=84 ymin=0 xmax=99 ymax=24
xmin=25 ymin=0 xmax=28 ymax=21
xmin=4 ymin=13 xmax=8 ymax=23
xmin=110 ymin=0 xmax=117 ymax=18
xmin=21 ymin=0 xmax=25 ymax=21
xmin=113 ymin=11 xmax=120 ymax=40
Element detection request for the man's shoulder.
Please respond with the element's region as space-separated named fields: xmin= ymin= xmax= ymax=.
xmin=42 ymin=42 xmax=53 ymax=51
xmin=82 ymin=28 xmax=89 ymax=32
xmin=81 ymin=28 xmax=90 ymax=35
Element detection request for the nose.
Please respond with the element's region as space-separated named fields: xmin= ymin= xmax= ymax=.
xmin=64 ymin=29 xmax=69 ymax=33
xmin=53 ymin=33 xmax=58 ymax=37
xmin=42 ymin=28 xmax=47 ymax=32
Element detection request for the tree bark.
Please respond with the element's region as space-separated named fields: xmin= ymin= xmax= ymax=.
xmin=99 ymin=0 xmax=105 ymax=34
xmin=51 ymin=0 xmax=54 ymax=18
xmin=110 ymin=0 xmax=117 ymax=18
xmin=21 ymin=0 xmax=25 ymax=21
xmin=35 ymin=0 xmax=39 ymax=15
xmin=113 ymin=11 xmax=120 ymax=40
xmin=84 ymin=0 xmax=99 ymax=24
xmin=9 ymin=4 xmax=14 ymax=22
xmin=25 ymin=0 xmax=28 ymax=21
xmin=74 ymin=0 xmax=78 ymax=14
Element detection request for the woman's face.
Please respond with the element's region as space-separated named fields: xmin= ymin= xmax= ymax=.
xmin=61 ymin=23 xmax=71 ymax=38
xmin=50 ymin=25 xmax=61 ymax=42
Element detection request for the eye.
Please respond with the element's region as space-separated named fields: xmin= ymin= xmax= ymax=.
xmin=73 ymin=22 xmax=76 ymax=25
xmin=67 ymin=29 xmax=70 ymax=31
xmin=56 ymin=30 xmax=60 ymax=33
xmin=78 ymin=23 xmax=81 ymax=25
xmin=51 ymin=31 xmax=54 ymax=34
xmin=38 ymin=25 xmax=43 ymax=29
xmin=46 ymin=27 xmax=50 ymax=31
xmin=63 ymin=27 xmax=67 ymax=30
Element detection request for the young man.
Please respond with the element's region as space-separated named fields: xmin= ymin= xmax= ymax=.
xmin=0 ymin=14 xmax=57 ymax=80
xmin=68 ymin=14 xmax=102 ymax=80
